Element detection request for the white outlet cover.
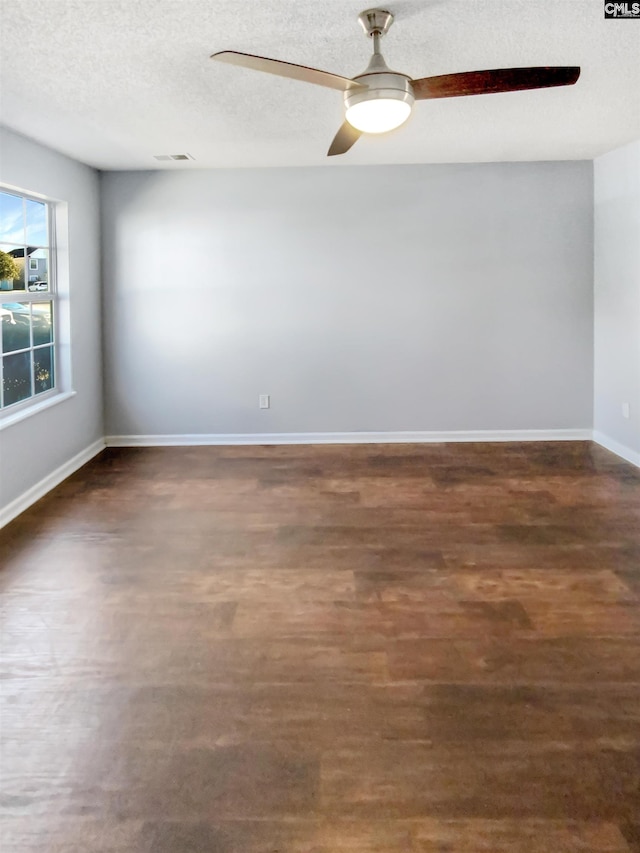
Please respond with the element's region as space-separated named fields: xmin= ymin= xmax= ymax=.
xmin=259 ymin=394 xmax=270 ymax=409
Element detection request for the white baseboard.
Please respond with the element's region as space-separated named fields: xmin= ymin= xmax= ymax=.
xmin=105 ymin=429 xmax=592 ymax=447
xmin=593 ymin=431 xmax=640 ymax=469
xmin=0 ymin=438 xmax=105 ymax=529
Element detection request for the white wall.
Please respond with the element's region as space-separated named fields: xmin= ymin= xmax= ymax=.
xmin=101 ymin=161 xmax=593 ymax=439
xmin=0 ymin=127 xmax=103 ymax=516
xmin=594 ymin=140 xmax=640 ymax=465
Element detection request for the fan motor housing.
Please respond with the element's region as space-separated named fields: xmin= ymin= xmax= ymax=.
xmin=344 ymin=72 xmax=415 ymax=113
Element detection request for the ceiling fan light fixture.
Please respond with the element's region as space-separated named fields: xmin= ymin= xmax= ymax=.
xmin=212 ymin=8 xmax=581 ymax=157
xmin=345 ymin=97 xmax=412 ymax=133
xmin=344 ymin=70 xmax=415 ymax=134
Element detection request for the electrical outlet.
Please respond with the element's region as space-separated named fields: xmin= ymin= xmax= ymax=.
xmin=622 ymin=401 xmax=630 ymax=419
xmin=259 ymin=394 xmax=270 ymax=409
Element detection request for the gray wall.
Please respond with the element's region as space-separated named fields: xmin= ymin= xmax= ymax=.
xmin=0 ymin=127 xmax=103 ymax=510
xmin=102 ymin=162 xmax=593 ymax=437
xmin=594 ymin=140 xmax=640 ymax=459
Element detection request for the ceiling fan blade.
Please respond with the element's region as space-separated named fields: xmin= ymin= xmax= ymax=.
xmin=411 ymin=66 xmax=580 ymax=100
xmin=327 ymin=121 xmax=362 ymax=156
xmin=211 ymin=50 xmax=365 ymax=92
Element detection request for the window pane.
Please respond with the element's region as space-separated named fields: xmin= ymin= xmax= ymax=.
xmin=0 ymin=244 xmax=26 ymax=291
xmin=32 ymin=302 xmax=53 ymax=345
xmin=34 ymin=346 xmax=54 ymax=394
xmin=0 ymin=192 xmax=24 ymax=243
xmin=26 ymin=199 xmax=47 ymax=246
xmin=26 ymin=248 xmax=49 ymax=292
xmin=3 ymin=351 xmax=32 ymax=406
xmin=1 ymin=302 xmax=30 ymax=353
xmin=0 ymin=191 xmax=56 ymax=410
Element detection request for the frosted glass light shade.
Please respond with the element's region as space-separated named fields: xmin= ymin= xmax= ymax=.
xmin=345 ymin=98 xmax=412 ymax=133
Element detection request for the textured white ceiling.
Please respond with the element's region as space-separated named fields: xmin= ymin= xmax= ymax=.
xmin=1 ymin=0 xmax=639 ymax=170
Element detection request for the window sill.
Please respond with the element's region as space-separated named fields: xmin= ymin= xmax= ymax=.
xmin=0 ymin=390 xmax=76 ymax=431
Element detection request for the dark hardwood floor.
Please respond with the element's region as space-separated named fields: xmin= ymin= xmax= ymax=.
xmin=1 ymin=441 xmax=639 ymax=852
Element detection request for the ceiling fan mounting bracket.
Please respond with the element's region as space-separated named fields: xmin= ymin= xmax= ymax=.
xmin=358 ymin=9 xmax=394 ymax=39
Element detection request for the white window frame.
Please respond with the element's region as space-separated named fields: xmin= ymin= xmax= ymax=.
xmin=0 ymin=187 xmax=70 ymax=422
xmin=29 ymin=257 xmax=38 ymax=271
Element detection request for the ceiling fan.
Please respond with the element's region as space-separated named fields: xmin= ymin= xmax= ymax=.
xmin=210 ymin=8 xmax=580 ymax=157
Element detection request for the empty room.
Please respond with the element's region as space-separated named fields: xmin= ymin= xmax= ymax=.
xmin=1 ymin=1 xmax=639 ymax=851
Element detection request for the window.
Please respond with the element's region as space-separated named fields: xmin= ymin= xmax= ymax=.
xmin=1 ymin=190 xmax=56 ymax=410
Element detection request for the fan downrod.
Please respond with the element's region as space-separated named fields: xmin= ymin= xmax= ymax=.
xmin=358 ymin=8 xmax=394 ymax=38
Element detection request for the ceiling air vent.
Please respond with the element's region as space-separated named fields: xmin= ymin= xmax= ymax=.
xmin=153 ymin=153 xmax=195 ymax=161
